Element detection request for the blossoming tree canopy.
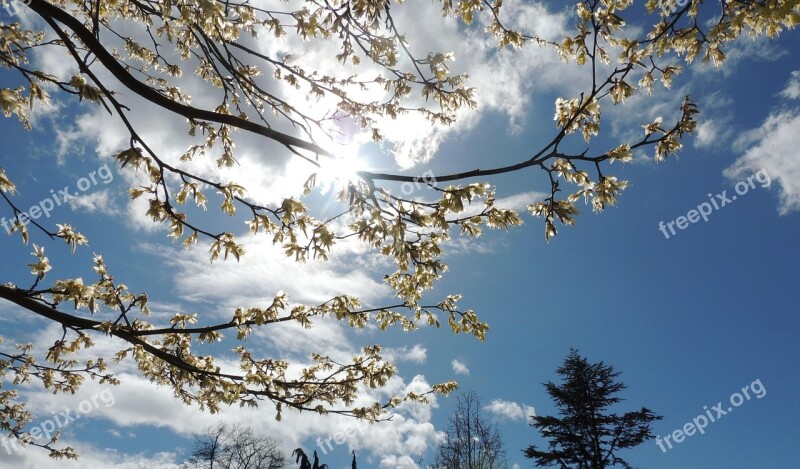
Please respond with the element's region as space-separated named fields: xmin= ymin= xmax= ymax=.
xmin=0 ymin=0 xmax=797 ymax=459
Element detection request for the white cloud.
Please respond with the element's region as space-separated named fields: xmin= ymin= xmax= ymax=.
xmin=724 ymin=108 xmax=800 ymax=214
xmin=693 ymin=91 xmax=735 ymax=150
xmin=443 ymin=190 xmax=548 ymax=256
xmin=694 ymin=118 xmax=735 ymax=150
xmin=34 ymin=0 xmax=575 ymax=178
xmin=11 ymin=352 xmax=445 ymax=468
xmin=379 ymin=455 xmax=420 ymax=469
xmin=141 ymin=232 xmax=390 ymax=310
xmin=369 ymin=0 xmax=574 ymax=167
xmin=120 ymin=237 xmax=445 ymax=462
xmin=781 ymin=70 xmax=800 ymax=100
xmin=4 ymin=233 xmax=441 ymax=465
xmin=694 ymin=119 xmax=718 ymax=148
xmin=0 ymin=205 xmax=444 ymax=465
xmin=451 ymin=359 xmax=470 ymax=375
xmin=457 ymin=190 xmax=548 ymax=220
xmin=385 ymin=344 xmax=428 ymax=364
xmin=0 ymin=442 xmax=183 ymax=469
xmin=484 ymin=399 xmax=536 ymax=422
xmin=494 ymin=191 xmax=549 ymax=212
xmin=68 ymin=189 xmax=119 ymax=215
xmin=700 ymin=91 xmax=735 ymax=111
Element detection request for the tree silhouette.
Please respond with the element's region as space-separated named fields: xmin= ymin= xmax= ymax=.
xmin=292 ymin=449 xmax=326 ymax=469
xmin=524 ymin=349 xmax=661 ymax=468
xmin=188 ymin=423 xmax=286 ymax=469
xmin=432 ymin=390 xmax=510 ymax=469
xmin=291 ymin=448 xmax=357 ymax=469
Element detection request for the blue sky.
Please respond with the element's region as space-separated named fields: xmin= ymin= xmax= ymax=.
xmin=1 ymin=0 xmax=799 ymax=468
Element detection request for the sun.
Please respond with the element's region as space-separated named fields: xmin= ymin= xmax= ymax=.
xmin=315 ymin=145 xmax=367 ymax=191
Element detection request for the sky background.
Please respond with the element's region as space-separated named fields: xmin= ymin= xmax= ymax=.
xmin=1 ymin=0 xmax=799 ymax=468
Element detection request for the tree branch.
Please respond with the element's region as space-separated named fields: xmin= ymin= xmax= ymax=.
xmin=25 ymin=0 xmax=334 ymax=159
